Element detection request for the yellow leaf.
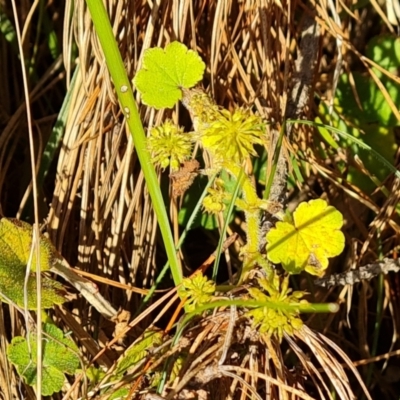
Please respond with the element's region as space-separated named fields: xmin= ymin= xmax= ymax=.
xmin=266 ymin=199 xmax=345 ymax=276
xmin=0 ymin=218 xmax=66 ymax=309
xmin=0 ymin=218 xmax=56 ymax=272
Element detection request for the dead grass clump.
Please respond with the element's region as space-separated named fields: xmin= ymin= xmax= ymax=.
xmin=94 ymin=304 xmax=369 ymax=399
xmin=2 ymin=0 xmax=400 ymax=398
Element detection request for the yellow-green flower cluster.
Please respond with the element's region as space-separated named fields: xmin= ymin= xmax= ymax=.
xmin=178 ymin=272 xmax=216 ymax=313
xmin=202 ymin=187 xmax=227 ymax=214
xmin=147 ymin=120 xmax=193 ymax=171
xmin=246 ymin=273 xmax=306 ymax=339
xmin=200 ymin=108 xmax=266 ymax=165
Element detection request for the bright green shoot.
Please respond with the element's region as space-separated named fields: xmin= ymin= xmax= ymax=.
xmin=85 ymin=0 xmax=182 ymax=285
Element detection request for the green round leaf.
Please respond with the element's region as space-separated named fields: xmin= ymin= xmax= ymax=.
xmin=0 ymin=218 xmax=57 ymax=272
xmin=0 ymin=218 xmax=66 ymax=309
xmin=266 ymin=199 xmax=345 ymax=276
xmin=7 ymin=323 xmax=80 ymax=396
xmin=134 ymin=41 xmax=205 ymax=109
xmin=366 ymin=35 xmax=400 ymax=75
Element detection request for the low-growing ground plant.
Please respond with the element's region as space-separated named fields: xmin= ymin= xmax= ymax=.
xmin=2 ymin=38 xmax=369 ymax=398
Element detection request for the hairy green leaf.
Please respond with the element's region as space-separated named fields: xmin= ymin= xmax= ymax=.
xmin=0 ymin=218 xmax=66 ymax=309
xmin=134 ymin=41 xmax=205 ymax=109
xmin=266 ymin=200 xmax=345 ymax=276
xmin=115 ymin=329 xmax=163 ymax=375
xmin=7 ymin=323 xmax=80 ymax=396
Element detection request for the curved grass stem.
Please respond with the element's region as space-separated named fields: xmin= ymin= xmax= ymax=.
xmin=85 ymin=0 xmax=182 ymax=285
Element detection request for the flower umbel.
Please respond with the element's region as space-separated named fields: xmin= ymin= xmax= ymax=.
xmin=246 ymin=272 xmax=306 ymax=340
xmin=178 ymin=272 xmax=216 ymax=313
xmin=200 ymin=108 xmax=266 ymax=164
xmin=202 ymin=186 xmax=228 ymax=214
xmin=147 ymin=120 xmax=193 ymax=171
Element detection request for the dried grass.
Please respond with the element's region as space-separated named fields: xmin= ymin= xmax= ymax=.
xmin=1 ymin=0 xmax=400 ymax=398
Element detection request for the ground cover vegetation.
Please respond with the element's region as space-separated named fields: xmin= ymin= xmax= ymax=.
xmin=1 ymin=0 xmax=400 ymax=398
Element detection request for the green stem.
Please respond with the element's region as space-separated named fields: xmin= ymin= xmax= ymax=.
xmin=245 ymin=211 xmax=260 ymax=254
xmin=224 ymin=162 xmax=260 ymax=254
xmin=85 ymin=0 xmax=182 ymax=285
xmin=212 ymin=169 xmax=245 ymax=281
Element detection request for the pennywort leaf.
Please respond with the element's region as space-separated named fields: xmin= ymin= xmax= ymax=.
xmin=266 ymin=199 xmax=345 ymax=276
xmin=0 ymin=218 xmax=56 ymax=272
xmin=7 ymin=323 xmax=80 ymax=396
xmin=134 ymin=41 xmax=205 ymax=109
xmin=0 ymin=218 xmax=66 ymax=309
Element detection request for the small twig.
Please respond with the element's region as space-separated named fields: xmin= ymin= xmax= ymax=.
xmin=260 ymin=15 xmax=320 ymax=250
xmin=285 ymin=15 xmax=320 ymax=125
xmin=199 ymin=233 xmax=238 ymax=274
xmin=314 ymin=258 xmax=400 ymax=288
xmin=218 ymin=301 xmax=236 ymax=365
xmin=51 ymin=259 xmax=118 ymax=319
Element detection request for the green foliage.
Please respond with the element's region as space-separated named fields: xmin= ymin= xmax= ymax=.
xmin=85 ymin=366 xmax=106 ymax=384
xmin=0 ymin=218 xmax=66 ymax=309
xmin=366 ymin=35 xmax=400 ymax=79
xmin=337 ymin=34 xmax=400 ymax=125
xmin=108 ymin=388 xmax=130 ymax=400
xmin=84 ymin=365 xmax=129 ymax=400
xmin=0 ymin=9 xmax=17 ymax=50
xmin=87 ymin=0 xmax=182 ymax=287
xmin=347 ymin=125 xmax=396 ymax=192
xmin=147 ymin=120 xmax=193 ymax=171
xmin=266 ymin=199 xmax=345 ymax=276
xmin=115 ymin=329 xmax=163 ymax=375
xmin=7 ymin=323 xmax=80 ymax=396
xmin=336 ymin=72 xmax=399 ymax=127
xmin=252 ymin=145 xmax=269 ymax=185
xmin=134 ymin=41 xmax=205 ymax=109
xmin=0 ymin=218 xmax=55 ymax=272
xmin=178 ymin=272 xmax=216 ymax=312
xmin=246 ymin=273 xmax=306 ymax=339
xmin=324 ymin=34 xmax=400 ymax=192
xmin=170 ymin=354 xmax=185 ymax=382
